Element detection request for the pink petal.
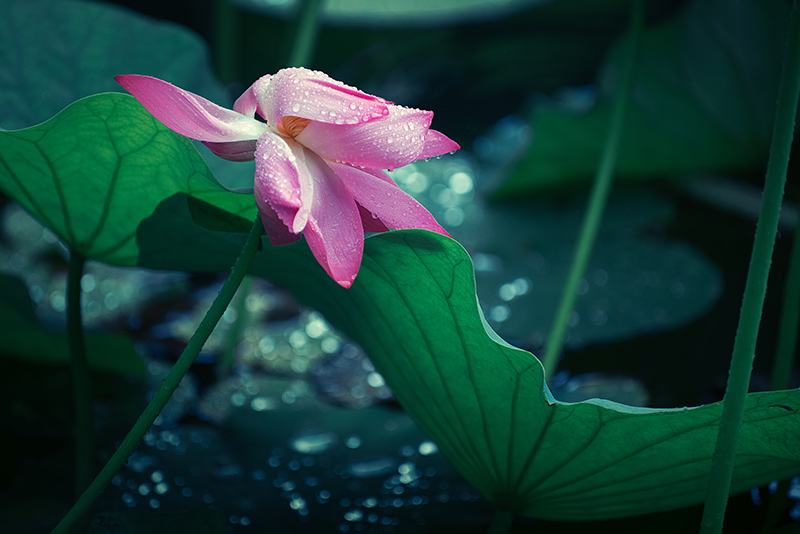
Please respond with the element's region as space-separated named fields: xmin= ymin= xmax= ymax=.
xmin=253 ymin=132 xmax=312 ymax=234
xmin=202 ymin=139 xmax=258 ymax=161
xmin=358 ymin=203 xmax=390 ymax=233
xmin=416 ymin=129 xmax=460 ymax=160
xmin=301 ymin=152 xmax=364 ymax=288
xmin=254 ymin=67 xmax=389 ymax=128
xmin=330 ymin=163 xmax=450 ymax=237
xmin=253 ymin=189 xmax=300 ymax=246
xmin=234 ymin=74 xmax=270 ymax=118
xmin=296 ymin=105 xmax=434 ymax=169
xmin=115 ymin=74 xmax=266 ymax=142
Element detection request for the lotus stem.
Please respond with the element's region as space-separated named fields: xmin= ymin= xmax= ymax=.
xmin=541 ymin=0 xmax=645 ymax=382
xmin=287 ymin=0 xmax=323 ymax=68
xmin=67 ymin=250 xmax=94 ymax=501
xmin=51 ymin=218 xmax=264 ymax=534
xmin=487 ymin=508 xmax=514 ymax=534
xmin=220 ymin=275 xmax=253 ymax=374
xmin=770 ymin=206 xmax=800 ymax=392
xmin=700 ymin=5 xmax=800 ymax=533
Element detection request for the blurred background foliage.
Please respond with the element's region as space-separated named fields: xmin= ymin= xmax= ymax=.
xmin=101 ymin=0 xmax=689 ymax=141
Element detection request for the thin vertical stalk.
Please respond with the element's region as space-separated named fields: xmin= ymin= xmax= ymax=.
xmin=51 ymin=218 xmax=264 ymax=534
xmin=487 ymin=509 xmax=514 ymax=534
xmin=220 ymin=275 xmax=253 ymax=374
xmin=759 ymin=209 xmax=800 ymax=531
xmin=67 ymin=250 xmax=93 ymax=500
xmin=700 ymin=5 xmax=800 ymax=534
xmin=541 ymin=0 xmax=645 ymax=382
xmin=770 ymin=211 xmax=800 ymax=391
xmin=213 ymin=0 xmax=240 ymax=85
xmin=287 ymin=0 xmax=323 ymax=68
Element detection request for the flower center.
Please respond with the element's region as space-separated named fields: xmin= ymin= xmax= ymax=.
xmin=277 ymin=116 xmax=311 ymax=138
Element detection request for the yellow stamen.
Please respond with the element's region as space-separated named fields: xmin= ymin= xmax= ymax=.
xmin=277 ymin=116 xmax=311 ymax=138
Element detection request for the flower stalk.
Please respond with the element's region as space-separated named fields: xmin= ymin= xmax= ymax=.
xmin=67 ymin=250 xmax=94 ymax=501
xmin=700 ymin=4 xmax=800 ymax=533
xmin=488 ymin=509 xmax=514 ymax=534
xmin=51 ymin=218 xmax=264 ymax=534
xmin=770 ymin=206 xmax=800 ymax=392
xmin=288 ymin=0 xmax=323 ymax=68
xmin=220 ymin=275 xmax=253 ymax=374
xmin=541 ymin=0 xmax=645 ymax=382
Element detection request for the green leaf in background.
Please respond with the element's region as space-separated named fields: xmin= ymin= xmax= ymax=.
xmin=0 ymin=92 xmax=255 ymax=265
xmin=242 ymin=230 xmax=800 ymax=520
xmin=495 ymin=0 xmax=792 ymax=196
xmin=0 ymin=273 xmax=144 ymax=376
xmin=0 ymin=0 xmax=222 ymax=131
xmin=0 ymin=0 xmax=254 ymax=192
xmin=472 ymin=187 xmax=721 ymax=348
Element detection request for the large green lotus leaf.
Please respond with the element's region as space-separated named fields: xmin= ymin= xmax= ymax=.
xmin=124 ymin=156 xmax=795 ymax=520
xmin=131 ymin=188 xmax=800 ymax=521
xmin=495 ymin=0 xmax=791 ymax=197
xmin=0 ymin=273 xmax=144 ymax=375
xmin=0 ymin=92 xmax=255 ymax=265
xmin=136 ymin=194 xmax=252 ymax=272
xmin=239 ymin=231 xmax=798 ymax=520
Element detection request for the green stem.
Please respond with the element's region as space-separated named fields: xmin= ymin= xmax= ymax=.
xmin=67 ymin=250 xmax=93 ymax=502
xmin=770 ymin=206 xmax=800 ymax=391
xmin=541 ymin=0 xmax=645 ymax=382
xmin=760 ymin=212 xmax=800 ymax=530
xmin=487 ymin=509 xmax=514 ymax=534
xmin=52 ymin=218 xmax=264 ymax=534
xmin=287 ymin=0 xmax=323 ymax=68
xmin=699 ymin=6 xmax=800 ymax=534
xmin=213 ymin=0 xmax=239 ymax=85
xmin=220 ymin=275 xmax=253 ymax=374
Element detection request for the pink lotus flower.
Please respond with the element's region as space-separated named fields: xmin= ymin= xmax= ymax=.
xmin=116 ymin=68 xmax=459 ymax=287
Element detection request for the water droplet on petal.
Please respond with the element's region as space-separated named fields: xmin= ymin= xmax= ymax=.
xmin=292 ymin=104 xmax=301 ymax=112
